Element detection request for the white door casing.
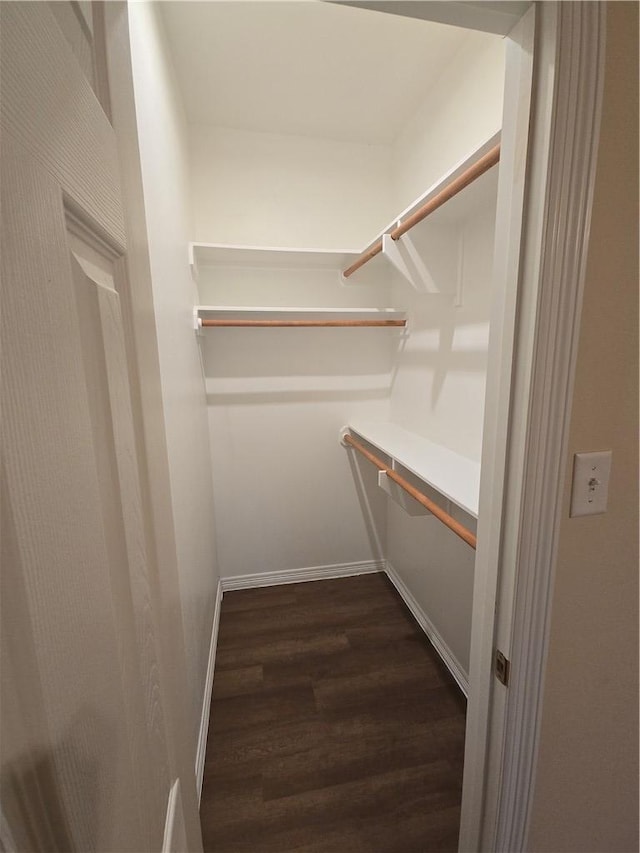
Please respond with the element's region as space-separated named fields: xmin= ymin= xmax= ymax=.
xmin=458 ymin=5 xmax=537 ymax=849
xmin=462 ymin=3 xmax=606 ymax=851
xmin=489 ymin=4 xmax=607 ymax=850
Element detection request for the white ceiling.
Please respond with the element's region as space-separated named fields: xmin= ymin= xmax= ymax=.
xmin=160 ymin=1 xmax=497 ymax=145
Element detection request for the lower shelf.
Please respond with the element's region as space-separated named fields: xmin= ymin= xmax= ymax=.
xmin=344 ymin=420 xmax=480 ymax=519
xmin=195 ymin=306 xmax=406 ymax=329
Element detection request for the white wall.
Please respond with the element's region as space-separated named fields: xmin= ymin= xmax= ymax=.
xmin=392 ymin=31 xmax=504 ymax=213
xmin=384 ymin=36 xmax=503 ymax=680
xmin=198 ymin=262 xmax=392 ymax=579
xmin=387 ymin=503 xmax=475 ymax=675
xmin=384 ymin=193 xmax=496 ymax=679
xmin=389 ymin=190 xmax=497 ymax=460
xmin=189 ymin=125 xmax=393 ymax=249
xmin=128 ymin=4 xmax=219 ymax=760
xmin=203 ymin=332 xmax=391 ymax=579
xmin=189 ymin=126 xmax=397 ymax=579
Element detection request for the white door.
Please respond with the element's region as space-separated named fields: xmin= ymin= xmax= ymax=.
xmin=1 ymin=4 xmax=186 ymax=850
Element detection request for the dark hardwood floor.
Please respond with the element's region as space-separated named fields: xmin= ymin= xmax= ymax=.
xmin=201 ymin=572 xmax=466 ymax=852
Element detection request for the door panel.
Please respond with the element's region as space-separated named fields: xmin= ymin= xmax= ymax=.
xmin=1 ymin=131 xmax=146 ymax=853
xmin=0 ymin=2 xmax=124 ymax=246
xmin=48 ymin=1 xmax=96 ymax=91
xmin=67 ymin=218 xmax=170 ymax=837
xmin=1 ymin=3 xmax=175 ymax=849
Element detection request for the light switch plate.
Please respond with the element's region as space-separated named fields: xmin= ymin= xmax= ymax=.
xmin=570 ymin=451 xmax=612 ymax=517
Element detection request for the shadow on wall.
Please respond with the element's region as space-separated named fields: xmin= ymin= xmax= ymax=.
xmin=388 ymin=313 xmax=490 ymax=408
xmin=347 ymin=450 xmax=386 ymax=563
xmin=201 ymin=324 xmax=400 ymax=406
xmin=388 ymin=243 xmax=492 ymax=409
xmin=388 ymin=175 xmax=495 ymax=411
xmin=1 ymin=471 xmax=109 ymax=853
xmin=199 ymin=326 xmax=398 ymax=379
xmin=1 ymin=712 xmax=104 ymax=853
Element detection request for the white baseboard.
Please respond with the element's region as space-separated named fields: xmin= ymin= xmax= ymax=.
xmin=195 ymin=579 xmax=222 ymax=804
xmin=220 ymin=559 xmax=385 ymax=592
xmin=385 ymin=561 xmax=469 ymax=696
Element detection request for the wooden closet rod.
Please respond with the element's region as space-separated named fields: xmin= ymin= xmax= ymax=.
xmin=342 ymin=240 xmax=384 ymax=278
xmin=343 ymin=143 xmax=501 ymax=279
xmin=200 ymin=319 xmax=406 ymax=328
xmin=343 ymin=433 xmax=477 ymax=549
xmin=390 ymin=143 xmax=500 ymax=241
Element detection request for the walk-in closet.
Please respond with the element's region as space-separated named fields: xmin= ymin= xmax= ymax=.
xmin=179 ymin=0 xmax=503 ymax=672
xmin=128 ymin=0 xmax=531 ymax=848
xmin=5 ymin=1 xmax=633 ymax=850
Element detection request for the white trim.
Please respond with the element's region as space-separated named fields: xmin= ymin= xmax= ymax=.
xmin=385 ymin=561 xmax=468 ymax=696
xmin=494 ymin=4 xmax=607 ymax=851
xmin=195 ymin=579 xmax=222 ymax=804
xmin=459 ymin=6 xmax=538 ymax=849
xmin=220 ymin=559 xmax=384 ymax=591
xmin=162 ymin=779 xmax=184 ymax=853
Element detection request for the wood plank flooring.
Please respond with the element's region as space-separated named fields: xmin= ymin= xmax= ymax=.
xmin=201 ymin=572 xmax=466 ymax=852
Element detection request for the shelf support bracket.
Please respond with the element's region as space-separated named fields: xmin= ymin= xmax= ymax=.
xmin=382 ymin=233 xmax=437 ymax=294
xmin=339 ymin=425 xmax=351 ymax=447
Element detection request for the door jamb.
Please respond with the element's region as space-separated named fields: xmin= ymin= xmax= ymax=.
xmin=484 ymin=4 xmax=607 ymax=850
xmin=460 ymin=2 xmax=607 ymax=850
xmin=459 ymin=4 xmax=537 ymax=849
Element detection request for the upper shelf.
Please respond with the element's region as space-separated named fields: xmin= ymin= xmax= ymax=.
xmin=343 ymin=131 xmax=501 ymax=283
xmin=346 ymin=419 xmax=480 ymax=518
xmin=189 ymin=131 xmax=501 ymax=290
xmin=190 ymin=243 xmax=360 ymax=280
xmin=383 ymin=132 xmax=500 ymax=239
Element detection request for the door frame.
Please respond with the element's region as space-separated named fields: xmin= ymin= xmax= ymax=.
xmin=102 ymin=0 xmax=606 ymax=849
xmin=460 ymin=2 xmax=607 ymax=851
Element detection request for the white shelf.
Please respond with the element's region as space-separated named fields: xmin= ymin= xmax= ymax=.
xmin=347 ymin=419 xmax=480 ymax=518
xmin=190 ymin=133 xmax=501 ymax=288
xmin=196 ymin=306 xmax=405 ymax=319
xmin=380 ymin=131 xmax=500 ymax=237
xmin=195 ymin=306 xmax=407 ymax=330
xmin=345 ymin=131 xmax=501 ymax=286
xmin=190 ymin=243 xmax=360 ymax=278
